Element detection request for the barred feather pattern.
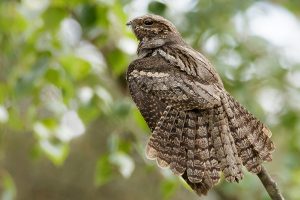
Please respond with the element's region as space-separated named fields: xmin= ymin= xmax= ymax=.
xmin=127 ymin=14 xmax=275 ymax=197
xmin=225 ymin=93 xmax=275 ymax=173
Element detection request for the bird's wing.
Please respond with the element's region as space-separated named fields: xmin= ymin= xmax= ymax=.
xmin=127 ymin=71 xmax=167 ymax=131
xmin=127 ymin=55 xmax=221 ymax=111
xmin=154 ymin=45 xmax=224 ymax=86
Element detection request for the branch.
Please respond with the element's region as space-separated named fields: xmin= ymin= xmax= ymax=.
xmin=257 ymin=165 xmax=284 ymax=200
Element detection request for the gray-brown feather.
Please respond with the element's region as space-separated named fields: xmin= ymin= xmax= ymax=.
xmin=126 ymin=14 xmax=274 ymax=196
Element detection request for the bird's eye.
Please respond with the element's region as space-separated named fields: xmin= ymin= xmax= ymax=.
xmin=144 ymin=19 xmax=153 ymax=26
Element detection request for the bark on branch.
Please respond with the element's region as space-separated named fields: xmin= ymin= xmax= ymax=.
xmin=257 ymin=166 xmax=284 ymax=200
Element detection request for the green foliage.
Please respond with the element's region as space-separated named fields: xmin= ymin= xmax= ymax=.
xmin=160 ymin=179 xmax=179 ymax=200
xmin=0 ymin=172 xmax=16 ymax=200
xmin=95 ymin=154 xmax=113 ymax=186
xmin=0 ymin=0 xmax=300 ymax=199
xmin=148 ymin=1 xmax=167 ymax=15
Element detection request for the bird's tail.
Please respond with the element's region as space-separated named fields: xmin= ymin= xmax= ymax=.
xmin=145 ymin=93 xmax=275 ymax=196
xmin=223 ymin=92 xmax=275 ymax=173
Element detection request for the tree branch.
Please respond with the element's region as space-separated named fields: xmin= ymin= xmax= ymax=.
xmin=257 ymin=165 xmax=284 ymax=200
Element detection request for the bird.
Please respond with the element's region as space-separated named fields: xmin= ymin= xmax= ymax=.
xmin=126 ymin=14 xmax=275 ymax=196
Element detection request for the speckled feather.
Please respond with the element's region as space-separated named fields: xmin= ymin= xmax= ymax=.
xmin=126 ymin=14 xmax=275 ymax=196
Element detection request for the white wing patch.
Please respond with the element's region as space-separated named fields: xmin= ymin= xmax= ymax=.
xmin=131 ymin=70 xmax=170 ymax=78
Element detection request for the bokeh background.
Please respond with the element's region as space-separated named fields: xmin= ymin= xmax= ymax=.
xmin=1 ymin=0 xmax=300 ymax=199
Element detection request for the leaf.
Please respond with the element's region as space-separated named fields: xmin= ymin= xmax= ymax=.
xmin=14 ymin=57 xmax=49 ymax=98
xmin=133 ymin=108 xmax=149 ymax=132
xmin=161 ymin=179 xmax=178 ymax=200
xmin=44 ymin=67 xmax=61 ymax=84
xmin=94 ymin=154 xmax=113 ymax=187
xmin=6 ymin=108 xmax=24 ymax=131
xmin=106 ymin=48 xmax=128 ymax=76
xmin=42 ymin=7 xmax=66 ymax=30
xmin=39 ymin=140 xmax=69 ymax=166
xmin=0 ymin=172 xmax=16 ymax=200
xmin=110 ymin=152 xmax=135 ymax=179
xmin=76 ymin=4 xmax=98 ymax=28
xmin=0 ymin=83 xmax=9 ymax=103
xmin=52 ymin=0 xmax=82 ymax=6
xmin=111 ymin=99 xmax=131 ymax=118
xmin=96 ymin=5 xmax=109 ymax=29
xmin=148 ymin=1 xmax=167 ymax=15
xmin=59 ymin=55 xmax=91 ymax=81
xmin=78 ymin=102 xmax=101 ymax=124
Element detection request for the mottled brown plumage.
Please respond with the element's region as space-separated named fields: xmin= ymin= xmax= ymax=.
xmin=126 ymin=14 xmax=275 ymax=196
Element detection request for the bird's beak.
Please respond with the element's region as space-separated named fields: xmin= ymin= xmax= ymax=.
xmin=126 ymin=21 xmax=132 ymax=26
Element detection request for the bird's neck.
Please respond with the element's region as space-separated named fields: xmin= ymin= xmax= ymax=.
xmin=137 ymin=35 xmax=185 ymax=58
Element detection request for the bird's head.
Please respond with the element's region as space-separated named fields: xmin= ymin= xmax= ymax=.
xmin=127 ymin=14 xmax=184 ymax=49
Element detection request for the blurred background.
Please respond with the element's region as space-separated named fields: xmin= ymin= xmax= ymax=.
xmin=0 ymin=0 xmax=300 ymax=199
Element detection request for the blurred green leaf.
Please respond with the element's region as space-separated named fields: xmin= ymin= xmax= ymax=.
xmin=111 ymin=99 xmax=131 ymax=118
xmin=78 ymin=102 xmax=101 ymax=124
xmin=52 ymin=0 xmax=82 ymax=6
xmin=7 ymin=108 xmax=25 ymax=131
xmin=39 ymin=140 xmax=69 ymax=166
xmin=133 ymin=108 xmax=149 ymax=132
xmin=59 ymin=55 xmax=91 ymax=80
xmin=148 ymin=1 xmax=167 ymax=15
xmin=42 ymin=7 xmax=66 ymax=30
xmin=44 ymin=67 xmax=61 ymax=84
xmin=0 ymin=84 xmax=9 ymax=103
xmin=14 ymin=57 xmax=49 ymax=97
xmin=106 ymin=48 xmax=128 ymax=76
xmin=94 ymin=154 xmax=113 ymax=187
xmin=96 ymin=5 xmax=109 ymax=29
xmin=0 ymin=172 xmax=16 ymax=200
xmin=161 ymin=179 xmax=178 ymax=200
xmin=76 ymin=4 xmax=98 ymax=28
xmin=110 ymin=152 xmax=135 ymax=178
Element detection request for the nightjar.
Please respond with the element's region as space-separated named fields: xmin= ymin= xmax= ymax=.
xmin=126 ymin=14 xmax=275 ymax=196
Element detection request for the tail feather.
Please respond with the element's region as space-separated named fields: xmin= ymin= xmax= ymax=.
xmin=211 ymin=104 xmax=243 ymax=182
xmin=146 ymin=106 xmax=173 ymax=165
xmin=204 ymin=110 xmax=222 ymax=184
xmin=182 ymin=171 xmax=212 ymax=196
xmin=146 ymin=92 xmax=275 ymax=196
xmin=185 ymin=111 xmax=205 ymax=182
xmin=147 ymin=107 xmax=220 ymax=196
xmin=225 ymin=93 xmax=275 ymax=173
xmin=169 ymin=111 xmax=187 ymax=175
xmin=184 ymin=110 xmax=222 ymax=195
xmin=146 ymin=106 xmax=188 ymax=175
